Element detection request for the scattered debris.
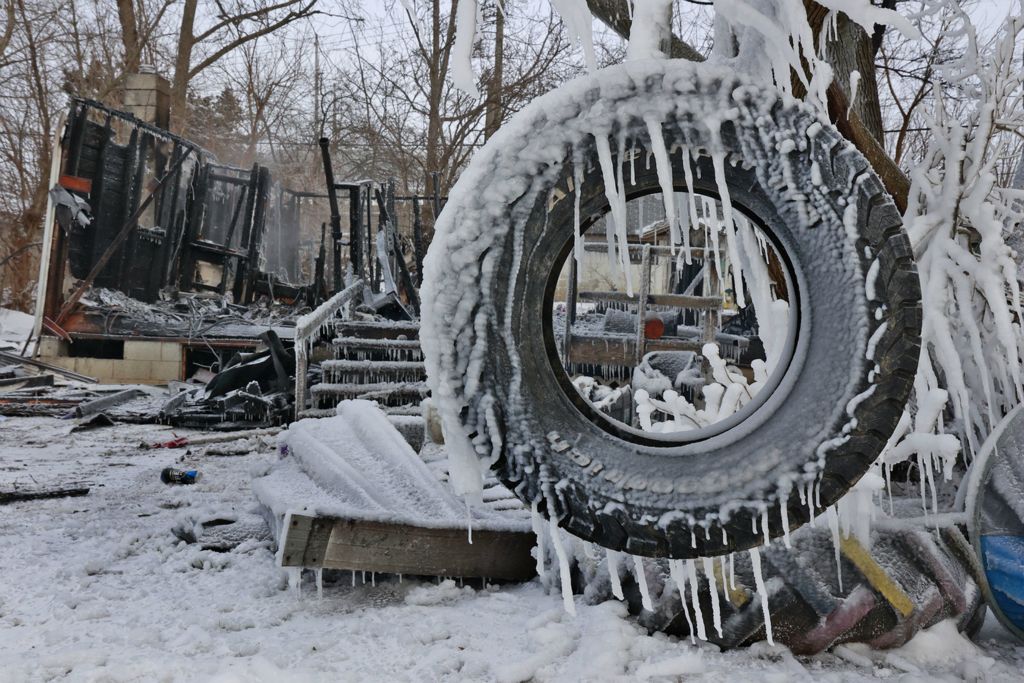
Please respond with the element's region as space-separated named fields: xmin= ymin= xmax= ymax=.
xmin=160 ymin=467 xmax=201 ymax=485
xmin=71 ymin=388 xmax=144 ymax=417
xmin=0 ymin=484 xmax=90 ymax=505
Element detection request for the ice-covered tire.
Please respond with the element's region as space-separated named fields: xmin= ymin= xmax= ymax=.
xmin=421 ymin=60 xmax=921 ymax=559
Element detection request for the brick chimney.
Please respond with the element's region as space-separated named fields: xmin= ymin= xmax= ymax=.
xmin=123 ymin=65 xmax=171 ymax=129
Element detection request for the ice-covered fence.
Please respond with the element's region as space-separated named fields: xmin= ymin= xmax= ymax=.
xmin=293 ymin=279 xmax=365 ymax=419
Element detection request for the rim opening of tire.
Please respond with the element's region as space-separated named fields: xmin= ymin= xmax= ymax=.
xmin=543 ymin=188 xmax=801 ymax=446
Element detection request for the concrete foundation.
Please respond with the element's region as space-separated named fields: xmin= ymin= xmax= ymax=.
xmin=38 ymin=337 xmax=183 ymax=385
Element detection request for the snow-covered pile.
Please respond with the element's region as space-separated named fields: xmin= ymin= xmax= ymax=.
xmin=254 ymin=400 xmax=530 ymax=535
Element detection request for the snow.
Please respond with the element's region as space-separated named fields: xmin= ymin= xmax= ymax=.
xmin=625 ymin=0 xmax=672 ymax=61
xmin=1 ymin=415 xmax=1022 ymax=679
xmin=0 ymin=306 xmax=32 ymax=349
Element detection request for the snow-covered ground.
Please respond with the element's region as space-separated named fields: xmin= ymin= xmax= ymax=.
xmin=1 ymin=415 xmax=1022 ymax=681
xmin=0 ymin=307 xmax=32 ymax=351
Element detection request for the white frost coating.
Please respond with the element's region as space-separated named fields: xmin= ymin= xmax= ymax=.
xmin=712 ymin=0 xmax=831 ymax=113
xmin=549 ymin=519 xmax=576 ymax=616
xmin=606 ymin=549 xmax=625 ymax=600
xmin=550 ymin=0 xmax=597 ymax=69
xmin=451 ymin=0 xmax=479 ymax=98
xmin=625 ymin=0 xmax=671 ymax=61
xmin=668 ymin=559 xmax=696 ymax=644
xmin=632 ymin=555 xmax=654 ymax=611
xmin=748 ymin=547 xmax=773 ymax=646
xmin=701 ymin=557 xmax=724 ymax=637
xmin=685 ymin=559 xmax=708 ymax=641
xmin=885 ymin=5 xmax=1024 ymax=519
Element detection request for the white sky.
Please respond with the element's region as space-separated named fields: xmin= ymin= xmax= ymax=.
xmin=308 ymin=0 xmax=1021 ymax=70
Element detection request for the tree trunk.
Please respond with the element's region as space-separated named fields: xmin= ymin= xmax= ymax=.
xmin=170 ymin=0 xmax=197 ymax=131
xmin=116 ymin=0 xmax=141 ymax=73
xmin=484 ymin=2 xmax=504 ymax=139
xmin=586 ymin=0 xmax=703 ymax=61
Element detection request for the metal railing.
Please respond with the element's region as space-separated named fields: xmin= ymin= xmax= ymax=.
xmin=293 ymin=279 xmax=364 ymax=419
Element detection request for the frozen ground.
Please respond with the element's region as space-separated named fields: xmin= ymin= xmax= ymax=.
xmin=1 ymin=415 xmax=1022 ymax=682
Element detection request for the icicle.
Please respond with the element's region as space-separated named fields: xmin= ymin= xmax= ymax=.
xmin=531 ymin=501 xmax=547 ymax=580
xmin=885 ymin=462 xmax=894 ymax=515
xmin=702 ymin=557 xmax=724 ymax=638
xmin=371 ymin=572 xmax=376 ymax=587
xmin=549 ymin=519 xmax=576 ymax=616
xmin=573 ymin=160 xmax=584 ymax=264
xmin=629 ymin=144 xmax=637 ymax=187
xmin=826 ymin=505 xmax=843 ymax=592
xmin=351 ymin=570 xmax=356 ymax=587
xmin=633 ymin=555 xmax=654 ymax=611
xmin=645 ymin=117 xmax=679 ymax=248
xmin=710 ymin=150 xmax=746 ymax=307
xmin=594 ymin=135 xmax=633 ymax=295
xmin=760 ymin=508 xmax=770 ymax=545
xmin=749 ymin=548 xmax=774 ymax=646
xmin=669 ymin=559 xmax=696 ymax=644
xmin=288 ymin=567 xmax=302 ymax=596
xmin=779 ymin=496 xmax=792 ymax=549
xmin=606 ymin=549 xmax=625 ymax=600
xmin=685 ymin=559 xmax=708 ymax=641
xmin=807 ymin=480 xmax=816 ymax=526
xmin=315 ymin=568 xmax=323 ymax=600
xmin=729 ymin=553 xmax=737 ymax=591
xmin=466 ymin=499 xmax=474 ymax=545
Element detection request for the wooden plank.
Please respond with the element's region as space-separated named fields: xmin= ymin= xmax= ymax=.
xmin=567 ymin=334 xmax=703 ymax=366
xmin=576 ymin=290 xmax=722 ymax=310
xmin=280 ymin=514 xmax=536 ymax=581
xmin=0 ymin=485 xmax=89 ymax=505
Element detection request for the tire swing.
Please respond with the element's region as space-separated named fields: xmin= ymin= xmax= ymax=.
xmin=421 ymin=60 xmax=921 ymax=559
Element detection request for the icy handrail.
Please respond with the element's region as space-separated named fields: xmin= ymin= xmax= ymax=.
xmin=294 ymin=279 xmax=364 ymax=420
xmin=295 ymin=279 xmax=365 ymax=340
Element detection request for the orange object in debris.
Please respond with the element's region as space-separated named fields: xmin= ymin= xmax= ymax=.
xmin=59 ymin=175 xmax=92 ymax=193
xmin=644 ymin=316 xmax=665 ymax=340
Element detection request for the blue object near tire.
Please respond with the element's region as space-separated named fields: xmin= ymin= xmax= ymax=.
xmin=966 ymin=404 xmax=1024 ymax=642
xmin=978 ymin=536 xmax=1024 ymax=634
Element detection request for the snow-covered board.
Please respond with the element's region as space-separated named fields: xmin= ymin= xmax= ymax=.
xmin=254 ymin=400 xmax=536 ymax=580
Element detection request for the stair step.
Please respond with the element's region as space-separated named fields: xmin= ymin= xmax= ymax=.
xmin=322 ymin=359 xmax=426 ymax=384
xmin=332 ymin=336 xmax=423 ymax=362
xmin=335 ymin=319 xmax=420 ymax=340
xmin=299 ymin=404 xmax=423 ymax=418
xmin=311 ymin=381 xmax=429 ymax=407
